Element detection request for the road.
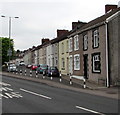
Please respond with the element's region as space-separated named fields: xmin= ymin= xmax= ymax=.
xmin=1 ymin=75 xmax=119 ymax=114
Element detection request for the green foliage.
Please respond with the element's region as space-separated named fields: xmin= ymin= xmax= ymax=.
xmin=0 ymin=37 xmax=14 ymax=65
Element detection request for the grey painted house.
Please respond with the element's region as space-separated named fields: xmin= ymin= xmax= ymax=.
xmin=68 ymin=7 xmax=120 ymax=87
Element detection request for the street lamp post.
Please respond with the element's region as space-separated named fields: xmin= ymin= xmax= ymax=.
xmin=1 ymin=15 xmax=19 ymax=64
xmin=1 ymin=15 xmax=19 ymax=39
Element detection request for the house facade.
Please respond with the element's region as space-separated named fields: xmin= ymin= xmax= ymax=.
xmin=106 ymin=9 xmax=120 ymax=85
xmin=46 ymin=41 xmax=59 ymax=67
xmin=68 ymin=33 xmax=84 ymax=77
xmin=21 ymin=5 xmax=119 ymax=86
xmin=23 ymin=49 xmax=32 ymax=65
xmin=59 ymin=37 xmax=69 ymax=75
xmin=68 ymin=7 xmax=120 ymax=86
xmin=46 ymin=42 xmax=52 ymax=66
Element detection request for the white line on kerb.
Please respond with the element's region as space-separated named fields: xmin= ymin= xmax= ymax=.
xmin=20 ymin=88 xmax=52 ymax=100
xmin=76 ymin=106 xmax=105 ymax=115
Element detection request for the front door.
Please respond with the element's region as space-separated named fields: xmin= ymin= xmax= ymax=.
xmin=83 ymin=54 xmax=88 ymax=79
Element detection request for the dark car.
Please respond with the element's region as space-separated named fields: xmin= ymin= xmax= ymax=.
xmin=36 ymin=64 xmax=48 ymax=74
xmin=46 ymin=66 xmax=60 ymax=77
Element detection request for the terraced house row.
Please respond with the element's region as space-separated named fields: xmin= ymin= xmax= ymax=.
xmin=22 ymin=5 xmax=120 ymax=87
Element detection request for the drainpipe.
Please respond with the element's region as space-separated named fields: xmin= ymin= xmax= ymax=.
xmin=105 ymin=21 xmax=110 ymax=88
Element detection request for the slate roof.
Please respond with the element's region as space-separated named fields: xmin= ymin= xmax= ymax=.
xmin=77 ymin=7 xmax=120 ymax=33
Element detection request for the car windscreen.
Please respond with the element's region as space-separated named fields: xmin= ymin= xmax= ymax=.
xmin=40 ymin=65 xmax=47 ymax=68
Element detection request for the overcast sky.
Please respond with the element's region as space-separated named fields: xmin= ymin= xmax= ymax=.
xmin=0 ymin=0 xmax=119 ymax=51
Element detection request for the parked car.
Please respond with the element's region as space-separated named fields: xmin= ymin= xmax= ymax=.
xmin=19 ymin=61 xmax=25 ymax=66
xmin=8 ymin=64 xmax=17 ymax=72
xmin=36 ymin=64 xmax=48 ymax=74
xmin=31 ymin=64 xmax=38 ymax=70
xmin=26 ymin=64 xmax=32 ymax=69
xmin=46 ymin=66 xmax=60 ymax=77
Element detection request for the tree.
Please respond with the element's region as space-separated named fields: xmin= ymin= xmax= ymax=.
xmin=0 ymin=37 xmax=14 ymax=65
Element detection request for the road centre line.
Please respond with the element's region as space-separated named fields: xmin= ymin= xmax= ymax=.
xmin=20 ymin=88 xmax=52 ymax=100
xmin=76 ymin=106 xmax=105 ymax=115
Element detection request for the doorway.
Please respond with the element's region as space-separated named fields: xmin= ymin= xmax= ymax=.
xmin=83 ymin=54 xmax=88 ymax=79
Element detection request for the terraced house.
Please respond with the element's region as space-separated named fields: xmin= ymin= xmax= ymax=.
xmin=59 ymin=35 xmax=69 ymax=75
xmin=68 ymin=6 xmax=120 ymax=87
xmin=46 ymin=38 xmax=59 ymax=68
xmin=21 ymin=5 xmax=119 ymax=87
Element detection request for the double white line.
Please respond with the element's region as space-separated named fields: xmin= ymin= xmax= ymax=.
xmin=20 ymin=88 xmax=52 ymax=100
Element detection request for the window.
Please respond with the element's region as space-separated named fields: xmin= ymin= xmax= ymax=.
xmin=92 ymin=53 xmax=101 ymax=73
xmin=74 ymin=35 xmax=79 ymax=51
xmin=93 ymin=29 xmax=99 ymax=48
xmin=55 ymin=57 xmax=58 ymax=66
xmin=61 ymin=42 xmax=64 ymax=54
xmin=62 ymin=58 xmax=65 ymax=70
xmin=83 ymin=34 xmax=88 ymax=50
xmin=74 ymin=54 xmax=80 ymax=70
xmin=52 ymin=58 xmax=54 ymax=66
xmin=69 ymin=37 xmax=73 ymax=52
xmin=66 ymin=40 xmax=69 ymax=53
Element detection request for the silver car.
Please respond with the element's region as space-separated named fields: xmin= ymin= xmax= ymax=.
xmin=8 ymin=64 xmax=17 ymax=72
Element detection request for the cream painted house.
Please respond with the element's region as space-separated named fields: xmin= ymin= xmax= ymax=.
xmin=59 ymin=37 xmax=69 ymax=75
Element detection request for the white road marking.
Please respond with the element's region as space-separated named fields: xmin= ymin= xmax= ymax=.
xmin=76 ymin=106 xmax=105 ymax=115
xmin=0 ymin=82 xmax=11 ymax=86
xmin=20 ymin=88 xmax=52 ymax=100
xmin=4 ymin=87 xmax=13 ymax=91
xmin=0 ymin=93 xmax=9 ymax=99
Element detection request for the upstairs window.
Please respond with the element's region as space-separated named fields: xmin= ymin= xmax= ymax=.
xmin=93 ymin=29 xmax=99 ymax=48
xmin=61 ymin=58 xmax=65 ymax=70
xmin=69 ymin=37 xmax=73 ymax=52
xmin=74 ymin=35 xmax=79 ymax=51
xmin=83 ymin=34 xmax=88 ymax=51
xmin=61 ymin=42 xmax=64 ymax=54
xmin=66 ymin=40 xmax=69 ymax=53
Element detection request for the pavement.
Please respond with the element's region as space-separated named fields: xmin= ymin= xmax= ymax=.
xmin=0 ymin=71 xmax=119 ymax=99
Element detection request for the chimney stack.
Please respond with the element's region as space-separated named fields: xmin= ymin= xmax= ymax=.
xmin=72 ymin=21 xmax=87 ymax=30
xmin=105 ymin=5 xmax=117 ymax=13
xmin=57 ymin=30 xmax=69 ymax=38
xmin=41 ymin=38 xmax=50 ymax=44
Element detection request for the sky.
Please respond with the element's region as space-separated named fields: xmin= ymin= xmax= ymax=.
xmin=0 ymin=0 xmax=119 ymax=51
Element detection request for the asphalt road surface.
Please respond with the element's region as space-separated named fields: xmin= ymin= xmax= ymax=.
xmin=1 ymin=75 xmax=119 ymax=114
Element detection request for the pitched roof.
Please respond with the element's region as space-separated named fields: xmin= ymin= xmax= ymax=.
xmin=82 ymin=7 xmax=120 ymax=30
xmin=69 ymin=7 xmax=120 ymax=36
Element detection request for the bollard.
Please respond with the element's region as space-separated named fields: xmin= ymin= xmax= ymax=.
xmin=50 ymin=72 xmax=53 ymax=80
xmin=30 ymin=70 xmax=32 ymax=77
xmin=16 ymin=70 xmax=18 ymax=75
xmin=25 ymin=70 xmax=27 ymax=76
xmin=59 ymin=72 xmax=62 ymax=82
xmin=83 ymin=78 xmax=86 ymax=88
xmin=59 ymin=78 xmax=62 ymax=82
xmin=69 ymin=73 xmax=72 ymax=85
xmin=20 ymin=70 xmax=22 ymax=75
xmin=42 ymin=71 xmax=45 ymax=79
xmin=36 ymin=71 xmax=38 ymax=78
